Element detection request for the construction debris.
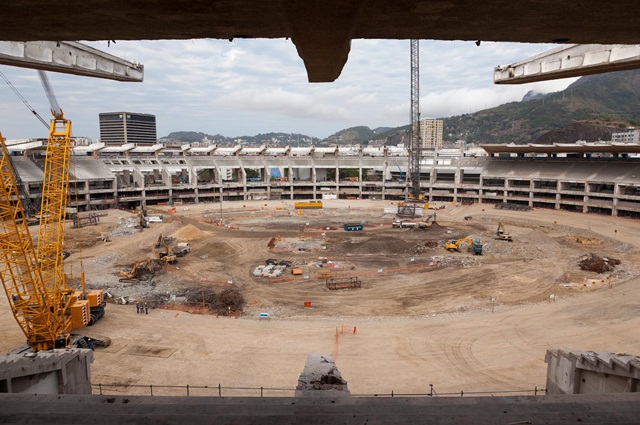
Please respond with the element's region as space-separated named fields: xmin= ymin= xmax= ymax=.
xmin=413 ymin=240 xmax=439 ymax=254
xmin=578 ymin=253 xmax=621 ymax=273
xmin=495 ymin=203 xmax=531 ymax=211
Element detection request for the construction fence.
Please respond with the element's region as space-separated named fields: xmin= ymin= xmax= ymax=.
xmin=92 ymin=383 xmax=546 ymax=398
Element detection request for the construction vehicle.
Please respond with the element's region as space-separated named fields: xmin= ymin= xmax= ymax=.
xmin=393 ymin=220 xmax=416 ymax=228
xmin=174 ymin=242 xmax=191 ymax=257
xmin=294 ymin=200 xmax=323 ymax=209
xmin=119 ymin=258 xmax=157 ymax=283
xmin=445 ymin=237 xmax=483 ymax=255
xmin=418 ymin=213 xmax=437 ymax=229
xmin=154 ymin=234 xmax=177 ymax=263
xmin=138 ymin=209 xmax=149 ymax=228
xmin=154 ymin=234 xmax=175 ymax=248
xmin=0 ymin=73 xmax=107 ymax=351
xmin=496 ymin=222 xmax=513 ymax=242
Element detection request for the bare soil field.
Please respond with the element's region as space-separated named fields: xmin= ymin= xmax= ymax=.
xmin=1 ymin=200 xmax=639 ymax=396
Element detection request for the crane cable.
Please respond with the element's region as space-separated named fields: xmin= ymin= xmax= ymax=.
xmin=0 ymin=70 xmax=49 ymax=129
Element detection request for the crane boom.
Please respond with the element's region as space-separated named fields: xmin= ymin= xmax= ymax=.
xmin=37 ymin=70 xmax=62 ymax=119
xmin=35 ymin=116 xmax=73 ymax=299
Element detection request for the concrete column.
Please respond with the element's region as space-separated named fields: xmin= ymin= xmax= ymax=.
xmin=612 ymin=183 xmax=620 ymax=216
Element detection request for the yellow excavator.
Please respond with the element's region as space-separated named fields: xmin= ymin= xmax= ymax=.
xmin=119 ymin=258 xmax=157 ymax=283
xmin=0 ymin=74 xmax=107 ymax=350
xmin=154 ymin=234 xmax=177 ymax=264
xmin=418 ymin=213 xmax=437 ymax=229
xmin=445 ymin=237 xmax=483 ymax=255
xmin=496 ymin=222 xmax=514 ymax=242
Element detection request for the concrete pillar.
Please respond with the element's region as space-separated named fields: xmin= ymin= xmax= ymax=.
xmin=295 ymin=354 xmax=350 ymax=397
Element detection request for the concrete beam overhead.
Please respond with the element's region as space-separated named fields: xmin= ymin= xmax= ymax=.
xmin=494 ymin=44 xmax=640 ymax=84
xmin=2 ymin=1 xmax=640 ymax=82
xmin=0 ymin=41 xmax=143 ymax=82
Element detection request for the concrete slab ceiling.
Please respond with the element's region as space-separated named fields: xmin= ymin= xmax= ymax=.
xmin=0 ymin=41 xmax=143 ymax=82
xmin=494 ymin=44 xmax=640 ymax=84
xmin=2 ymin=1 xmax=640 ymax=82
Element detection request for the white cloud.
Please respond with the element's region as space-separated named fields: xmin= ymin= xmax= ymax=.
xmin=0 ymin=39 xmax=579 ymax=141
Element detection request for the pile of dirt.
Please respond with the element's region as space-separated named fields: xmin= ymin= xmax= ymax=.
xmin=171 ymin=224 xmax=211 ymax=241
xmin=413 ymin=240 xmax=439 ymax=254
xmin=578 ymin=253 xmax=621 ymax=273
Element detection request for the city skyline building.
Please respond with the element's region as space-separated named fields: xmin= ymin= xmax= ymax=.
xmin=99 ymin=112 xmax=157 ymax=145
xmin=419 ymin=118 xmax=443 ymax=150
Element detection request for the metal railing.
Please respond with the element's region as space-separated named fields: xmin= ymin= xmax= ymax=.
xmin=92 ymin=382 xmax=546 ymax=398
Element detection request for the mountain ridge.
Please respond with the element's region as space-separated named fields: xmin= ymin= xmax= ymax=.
xmin=163 ymin=69 xmax=640 ymax=146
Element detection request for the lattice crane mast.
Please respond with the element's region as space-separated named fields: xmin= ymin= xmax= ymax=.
xmin=409 ymin=39 xmax=422 ymax=199
xmin=0 ymin=71 xmax=104 ymax=351
xmin=34 ymin=71 xmax=73 ymax=304
xmin=0 ymin=132 xmax=79 ymax=350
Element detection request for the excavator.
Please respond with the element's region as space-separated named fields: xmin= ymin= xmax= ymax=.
xmin=418 ymin=213 xmax=437 ymax=229
xmin=445 ymin=237 xmax=483 ymax=255
xmin=138 ymin=209 xmax=149 ymax=229
xmin=496 ymin=222 xmax=514 ymax=242
xmin=0 ymin=72 xmax=107 ymax=351
xmin=119 ymin=258 xmax=157 ymax=283
xmin=154 ymin=234 xmax=177 ymax=264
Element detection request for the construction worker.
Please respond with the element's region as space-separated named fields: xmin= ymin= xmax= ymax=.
xmin=144 ymin=302 xmax=149 ymax=314
xmin=135 ymin=302 xmax=140 ymax=314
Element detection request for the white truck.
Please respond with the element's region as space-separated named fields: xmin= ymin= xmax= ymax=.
xmin=174 ymin=242 xmax=191 ymax=257
xmin=392 ymin=220 xmax=416 ymax=228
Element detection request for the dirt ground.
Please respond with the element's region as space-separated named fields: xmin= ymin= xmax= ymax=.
xmin=1 ymin=199 xmax=640 ymax=396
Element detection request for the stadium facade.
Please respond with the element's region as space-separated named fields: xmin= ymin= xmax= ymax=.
xmin=6 ymin=142 xmax=640 ymax=219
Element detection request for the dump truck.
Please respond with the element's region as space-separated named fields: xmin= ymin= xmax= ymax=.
xmin=174 ymin=242 xmax=190 ymax=257
xmin=393 ymin=220 xmax=416 ymax=228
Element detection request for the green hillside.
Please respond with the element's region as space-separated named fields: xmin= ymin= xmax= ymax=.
xmin=443 ymin=69 xmax=640 ymax=144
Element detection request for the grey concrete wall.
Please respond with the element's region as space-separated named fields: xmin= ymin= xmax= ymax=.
xmin=546 ymin=349 xmax=640 ymax=395
xmin=0 ymin=348 xmax=93 ymax=395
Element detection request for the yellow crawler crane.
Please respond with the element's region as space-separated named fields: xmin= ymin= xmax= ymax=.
xmin=0 ymin=131 xmax=81 ymax=350
xmin=0 ymin=73 xmax=106 ymax=350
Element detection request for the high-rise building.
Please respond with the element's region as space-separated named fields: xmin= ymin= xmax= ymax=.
xmin=419 ymin=118 xmax=443 ymax=150
xmin=99 ymin=112 xmax=157 ymax=145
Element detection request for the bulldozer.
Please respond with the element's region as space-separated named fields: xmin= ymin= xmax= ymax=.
xmin=496 ymin=222 xmax=513 ymax=242
xmin=445 ymin=237 xmax=483 ymax=255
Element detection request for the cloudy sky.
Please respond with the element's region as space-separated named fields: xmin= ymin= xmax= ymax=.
xmin=0 ymin=39 xmax=578 ymax=142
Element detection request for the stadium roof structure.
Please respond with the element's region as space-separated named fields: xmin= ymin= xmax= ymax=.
xmin=481 ymin=143 xmax=640 ymax=156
